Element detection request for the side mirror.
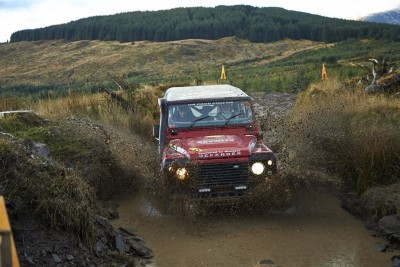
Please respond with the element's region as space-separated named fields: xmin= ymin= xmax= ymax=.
xmin=153 ymin=124 xmax=160 ymax=139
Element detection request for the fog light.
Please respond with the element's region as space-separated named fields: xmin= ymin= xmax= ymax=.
xmin=176 ymin=168 xmax=188 ymax=180
xmin=251 ymin=162 xmax=265 ymax=175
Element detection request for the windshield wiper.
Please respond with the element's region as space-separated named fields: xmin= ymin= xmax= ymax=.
xmin=224 ymin=112 xmax=244 ymax=126
xmin=189 ymin=115 xmax=211 ymax=129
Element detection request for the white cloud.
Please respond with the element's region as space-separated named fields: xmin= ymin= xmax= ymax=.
xmin=1 ymin=0 xmax=399 ymax=42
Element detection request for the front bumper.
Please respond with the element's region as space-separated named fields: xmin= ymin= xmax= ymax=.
xmin=161 ymin=156 xmax=277 ymax=198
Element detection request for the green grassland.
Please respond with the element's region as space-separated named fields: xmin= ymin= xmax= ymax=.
xmin=1 ymin=37 xmax=399 ymax=98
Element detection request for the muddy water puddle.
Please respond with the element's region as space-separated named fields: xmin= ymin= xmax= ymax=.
xmin=112 ymin=190 xmax=395 ymax=267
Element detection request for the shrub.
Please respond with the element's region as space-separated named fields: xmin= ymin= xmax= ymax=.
xmin=287 ymin=77 xmax=400 ymax=198
xmin=360 ymin=183 xmax=400 ymax=217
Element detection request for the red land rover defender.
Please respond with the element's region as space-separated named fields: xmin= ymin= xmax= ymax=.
xmin=153 ymin=84 xmax=277 ymax=198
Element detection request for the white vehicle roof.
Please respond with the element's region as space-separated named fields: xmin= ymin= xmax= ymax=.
xmin=164 ymin=84 xmax=250 ymax=103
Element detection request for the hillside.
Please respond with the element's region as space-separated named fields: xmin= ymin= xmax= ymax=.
xmin=361 ymin=8 xmax=400 ymax=25
xmin=1 ymin=36 xmax=400 ymax=97
xmin=0 ymin=37 xmax=326 ymax=93
xmin=10 ymin=5 xmax=400 ymax=43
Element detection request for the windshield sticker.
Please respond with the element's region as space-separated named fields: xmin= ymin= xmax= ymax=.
xmin=197 ymin=138 xmax=235 ymax=144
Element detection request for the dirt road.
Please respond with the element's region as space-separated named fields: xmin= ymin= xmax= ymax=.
xmin=112 ymin=92 xmax=396 ymax=267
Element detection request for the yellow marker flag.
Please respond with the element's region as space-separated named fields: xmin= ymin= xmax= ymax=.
xmin=220 ymin=64 xmax=227 ymax=80
xmin=321 ymin=64 xmax=328 ymax=80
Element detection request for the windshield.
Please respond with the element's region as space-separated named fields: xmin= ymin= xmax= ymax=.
xmin=168 ymin=100 xmax=253 ymax=129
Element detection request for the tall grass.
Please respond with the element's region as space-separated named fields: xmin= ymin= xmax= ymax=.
xmin=34 ymin=85 xmax=164 ymax=138
xmin=287 ymin=77 xmax=400 ymax=200
xmin=0 ymin=86 xmax=166 ymax=245
xmin=0 ymin=96 xmax=35 ymax=111
xmin=0 ymin=137 xmax=97 ymax=245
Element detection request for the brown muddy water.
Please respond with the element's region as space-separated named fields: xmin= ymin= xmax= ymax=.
xmin=112 ymin=190 xmax=396 ymax=267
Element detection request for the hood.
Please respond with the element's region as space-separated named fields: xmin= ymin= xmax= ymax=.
xmin=169 ymin=135 xmax=256 ymax=160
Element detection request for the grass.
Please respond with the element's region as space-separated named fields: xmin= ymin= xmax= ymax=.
xmin=0 ymin=137 xmax=97 ymax=245
xmin=1 ymin=38 xmax=399 ymax=99
xmin=286 ymin=76 xmax=400 ymax=217
xmin=5 ymin=37 xmax=399 ymax=96
xmin=361 ymin=182 xmax=400 ymax=217
xmin=0 ymin=90 xmax=156 ymax=244
xmin=33 ymin=84 xmax=165 ymax=138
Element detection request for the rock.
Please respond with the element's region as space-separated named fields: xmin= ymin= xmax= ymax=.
xmin=94 ymin=215 xmax=110 ymax=228
xmin=368 ymin=230 xmax=377 ymax=237
xmin=115 ymin=234 xmax=126 ymax=253
xmin=128 ymin=239 xmax=152 ymax=258
xmin=52 ymin=253 xmax=62 ymax=263
xmin=375 ymin=242 xmax=389 ymax=252
xmin=25 ymin=254 xmax=34 ymax=264
xmin=41 ymin=249 xmax=48 ymax=257
xmin=379 ymin=215 xmax=400 ymax=235
xmin=94 ymin=241 xmax=107 ymax=257
xmin=32 ymin=142 xmax=51 ymax=160
xmin=392 ymin=255 xmax=400 ymax=267
xmin=66 ymin=254 xmax=75 ymax=261
xmin=108 ymin=207 xmax=119 ymax=219
xmin=119 ymin=227 xmax=137 ymax=236
xmin=259 ymin=259 xmax=275 ymax=264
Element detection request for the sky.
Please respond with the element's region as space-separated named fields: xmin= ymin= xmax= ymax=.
xmin=1 ymin=0 xmax=399 ymax=42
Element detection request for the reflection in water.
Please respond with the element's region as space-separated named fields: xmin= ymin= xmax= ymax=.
xmin=112 ymin=190 xmax=396 ymax=267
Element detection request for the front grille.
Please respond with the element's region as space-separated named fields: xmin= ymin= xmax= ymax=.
xmin=196 ymin=161 xmax=248 ymax=188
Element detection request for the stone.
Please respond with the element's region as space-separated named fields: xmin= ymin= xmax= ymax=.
xmin=375 ymin=242 xmax=389 ymax=252
xmin=368 ymin=230 xmax=377 ymax=237
xmin=108 ymin=207 xmax=119 ymax=219
xmin=115 ymin=234 xmax=126 ymax=253
xmin=379 ymin=215 xmax=400 ymax=235
xmin=119 ymin=227 xmax=137 ymax=236
xmin=52 ymin=253 xmax=62 ymax=263
xmin=128 ymin=239 xmax=152 ymax=257
xmin=25 ymin=255 xmax=34 ymax=264
xmin=66 ymin=254 xmax=75 ymax=261
xmin=259 ymin=259 xmax=275 ymax=265
xmin=392 ymin=256 xmax=400 ymax=267
xmin=32 ymin=142 xmax=51 ymax=160
xmin=94 ymin=241 xmax=107 ymax=257
xmin=41 ymin=249 xmax=47 ymax=257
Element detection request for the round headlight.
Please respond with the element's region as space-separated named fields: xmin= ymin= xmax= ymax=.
xmin=251 ymin=162 xmax=265 ymax=175
xmin=176 ymin=168 xmax=188 ymax=180
xmin=267 ymin=160 xmax=273 ymax=166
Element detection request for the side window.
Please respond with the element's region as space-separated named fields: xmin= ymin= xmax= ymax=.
xmin=241 ymin=101 xmax=253 ymax=119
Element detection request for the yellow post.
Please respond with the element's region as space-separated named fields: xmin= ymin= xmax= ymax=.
xmin=321 ymin=64 xmax=328 ymax=80
xmin=0 ymin=196 xmax=20 ymax=267
xmin=220 ymin=64 xmax=227 ymax=80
